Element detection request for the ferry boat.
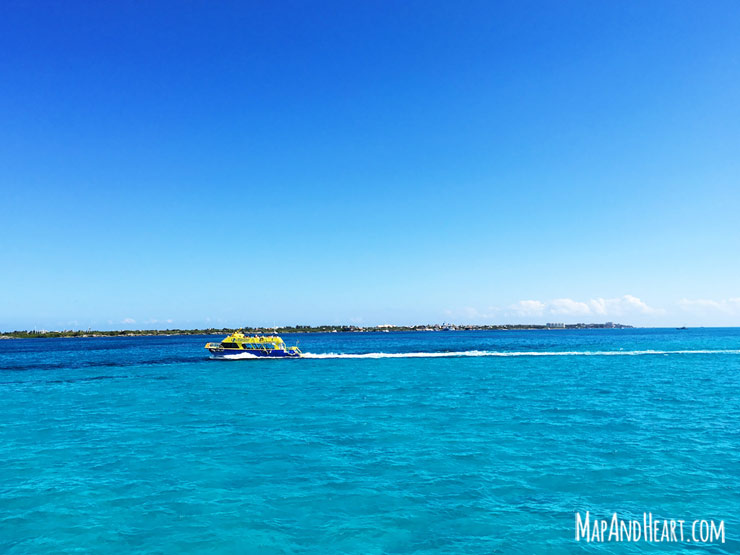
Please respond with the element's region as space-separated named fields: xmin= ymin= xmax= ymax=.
xmin=205 ymin=331 xmax=302 ymax=358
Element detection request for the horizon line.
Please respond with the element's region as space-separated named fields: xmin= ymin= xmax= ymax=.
xmin=6 ymin=323 xmax=737 ymax=337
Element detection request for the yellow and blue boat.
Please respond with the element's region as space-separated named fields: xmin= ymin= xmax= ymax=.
xmin=205 ymin=331 xmax=302 ymax=358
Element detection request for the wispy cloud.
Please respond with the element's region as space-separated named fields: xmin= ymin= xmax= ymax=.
xmin=448 ymin=295 xmax=659 ymax=322
xmin=549 ymin=298 xmax=591 ymax=316
xmin=509 ymin=295 xmax=658 ymax=318
xmin=144 ymin=318 xmax=175 ymax=325
xmin=678 ymin=298 xmax=740 ymax=314
xmin=122 ymin=317 xmax=136 ymax=324
xmin=589 ymin=294 xmax=658 ymax=316
xmin=445 ymin=306 xmax=504 ymax=320
xmin=509 ymin=300 xmax=546 ymax=317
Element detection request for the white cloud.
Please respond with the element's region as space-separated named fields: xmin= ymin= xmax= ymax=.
xmin=550 ymin=298 xmax=591 ymax=316
xmin=144 ymin=318 xmax=176 ymax=325
xmin=509 ymin=295 xmax=658 ymax=318
xmin=588 ymin=294 xmax=657 ymax=316
xmin=459 ymin=306 xmax=501 ymax=319
xmin=678 ymin=298 xmax=740 ymax=314
xmin=446 ymin=295 xmax=660 ymax=323
xmin=122 ymin=317 xmax=136 ymax=324
xmin=510 ymin=300 xmax=546 ymax=316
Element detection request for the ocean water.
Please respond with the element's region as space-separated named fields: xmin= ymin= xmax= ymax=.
xmin=1 ymin=329 xmax=739 ymax=554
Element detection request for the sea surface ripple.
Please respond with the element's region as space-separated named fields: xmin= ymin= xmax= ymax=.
xmin=1 ymin=329 xmax=739 ymax=553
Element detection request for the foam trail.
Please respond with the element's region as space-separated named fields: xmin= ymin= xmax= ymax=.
xmin=213 ymin=352 xmax=261 ymax=360
xmin=301 ymin=349 xmax=740 ymax=359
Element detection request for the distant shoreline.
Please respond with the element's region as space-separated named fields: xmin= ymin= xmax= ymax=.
xmin=1 ymin=323 xmax=633 ymax=339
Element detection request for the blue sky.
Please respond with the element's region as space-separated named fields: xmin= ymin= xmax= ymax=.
xmin=1 ymin=1 xmax=739 ymax=329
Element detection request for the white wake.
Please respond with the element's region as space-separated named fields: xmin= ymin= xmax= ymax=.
xmin=215 ymin=352 xmax=261 ymax=360
xmin=300 ymin=349 xmax=740 ymax=359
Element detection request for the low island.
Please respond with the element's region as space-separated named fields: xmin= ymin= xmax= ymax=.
xmin=1 ymin=322 xmax=633 ymax=339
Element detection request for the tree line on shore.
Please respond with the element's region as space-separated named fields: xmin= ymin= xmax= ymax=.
xmin=1 ymin=322 xmax=632 ymax=339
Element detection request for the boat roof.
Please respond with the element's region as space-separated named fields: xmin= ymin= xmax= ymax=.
xmin=224 ymin=331 xmax=285 ymax=343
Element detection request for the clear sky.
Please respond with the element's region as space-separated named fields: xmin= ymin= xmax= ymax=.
xmin=1 ymin=1 xmax=739 ymax=330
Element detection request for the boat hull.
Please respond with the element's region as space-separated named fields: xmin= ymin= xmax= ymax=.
xmin=208 ymin=348 xmax=301 ymax=359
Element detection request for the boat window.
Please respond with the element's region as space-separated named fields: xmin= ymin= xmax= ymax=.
xmin=221 ymin=342 xmax=239 ymax=348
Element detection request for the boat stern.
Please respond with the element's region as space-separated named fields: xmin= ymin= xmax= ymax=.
xmin=205 ymin=342 xmax=223 ymax=353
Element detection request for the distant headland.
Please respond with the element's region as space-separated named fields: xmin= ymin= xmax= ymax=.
xmin=1 ymin=322 xmax=632 ymax=339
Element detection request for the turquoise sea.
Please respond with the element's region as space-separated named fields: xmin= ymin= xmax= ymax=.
xmin=1 ymin=329 xmax=738 ymax=553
